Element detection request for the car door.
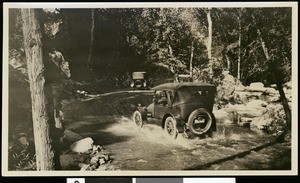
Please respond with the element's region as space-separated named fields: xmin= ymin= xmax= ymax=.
xmin=153 ymin=90 xmax=174 ymax=120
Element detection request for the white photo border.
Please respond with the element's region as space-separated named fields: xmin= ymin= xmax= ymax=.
xmin=2 ymin=2 xmax=298 ymax=176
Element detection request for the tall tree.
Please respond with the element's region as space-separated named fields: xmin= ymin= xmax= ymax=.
xmin=21 ymin=9 xmax=56 ymax=170
xmin=237 ymin=9 xmax=242 ymax=81
xmin=88 ymin=8 xmax=95 ymax=72
xmin=206 ymin=8 xmax=213 ymax=79
xmin=189 ymin=40 xmax=194 ymax=79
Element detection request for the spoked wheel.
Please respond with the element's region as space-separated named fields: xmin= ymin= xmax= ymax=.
xmin=188 ymin=109 xmax=213 ymax=136
xmin=164 ymin=116 xmax=178 ymax=139
xmin=132 ymin=111 xmax=144 ymax=128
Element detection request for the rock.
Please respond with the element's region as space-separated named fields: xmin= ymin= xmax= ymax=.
xmin=60 ymin=154 xmax=81 ymax=168
xmin=249 ymin=82 xmax=264 ymax=88
xmin=96 ymin=165 xmax=107 ymax=171
xmin=235 ymin=92 xmax=248 ymax=104
xmin=235 ymin=84 xmax=246 ymax=92
xmin=225 ymin=104 xmax=244 ymax=113
xmin=92 ymin=145 xmax=105 ymax=153
xmin=63 ymin=129 xmax=83 ymax=144
xmin=264 ymin=87 xmax=278 ymax=95
xmin=90 ymin=156 xmax=100 ymax=166
xmin=237 ymin=108 xmax=267 ymax=118
xmin=248 ymin=82 xmax=266 ymax=92
xmin=70 ymin=137 xmax=94 ymax=153
xmin=80 ymin=163 xmax=90 ymax=170
xmin=99 ymin=158 xmax=106 ymax=165
xmin=246 ymin=100 xmax=268 ymax=108
xmin=240 ymin=117 xmax=253 ymax=123
xmin=226 ymin=101 xmax=267 ymax=118
xmin=267 ymin=95 xmax=280 ymax=102
xmin=96 ymin=164 xmax=117 ymax=171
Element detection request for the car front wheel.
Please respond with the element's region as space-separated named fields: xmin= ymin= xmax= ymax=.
xmin=132 ymin=110 xmax=144 ymax=128
xmin=164 ymin=116 xmax=178 ymax=139
xmin=187 ymin=109 xmax=213 ymax=135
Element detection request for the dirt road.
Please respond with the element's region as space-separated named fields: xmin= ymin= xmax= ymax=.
xmin=63 ymin=91 xmax=291 ymax=170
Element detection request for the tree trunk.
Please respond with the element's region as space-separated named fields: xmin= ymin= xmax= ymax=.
xmin=237 ymin=13 xmax=241 ymax=81
xmin=225 ymin=53 xmax=231 ymax=71
xmin=190 ymin=40 xmax=194 ymax=80
xmin=87 ymin=9 xmax=95 ymax=71
xmin=275 ymin=79 xmax=292 ymax=131
xmin=21 ymin=9 xmax=56 ymax=170
xmin=252 ymin=14 xmax=291 ymax=131
xmin=206 ymin=8 xmax=213 ymax=79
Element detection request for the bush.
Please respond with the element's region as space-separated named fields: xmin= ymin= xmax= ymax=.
xmin=8 ymin=140 xmax=36 ymax=170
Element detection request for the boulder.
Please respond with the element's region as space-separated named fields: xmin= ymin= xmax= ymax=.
xmin=249 ymin=82 xmax=264 ymax=88
xmin=92 ymin=145 xmax=105 ymax=153
xmin=248 ymin=82 xmax=266 ymax=92
xmin=243 ymin=91 xmax=261 ymax=101
xmin=240 ymin=117 xmax=253 ymax=123
xmin=236 ymin=108 xmax=267 ymax=118
xmin=225 ymin=100 xmax=267 ymax=118
xmin=70 ymin=137 xmax=94 ymax=153
xmin=246 ymin=100 xmax=268 ymax=108
xmin=265 ymin=95 xmax=280 ymax=103
xmin=264 ymin=87 xmax=278 ymax=95
xmin=235 ymin=92 xmax=248 ymax=104
xmin=235 ymin=84 xmax=246 ymax=92
xmin=63 ymin=129 xmax=84 ymax=144
xmin=90 ymin=156 xmax=100 ymax=166
xmin=60 ymin=154 xmax=85 ymax=169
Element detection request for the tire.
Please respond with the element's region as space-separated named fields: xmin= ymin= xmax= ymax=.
xmin=187 ymin=109 xmax=213 ymax=135
xmin=164 ymin=116 xmax=178 ymax=139
xmin=132 ymin=110 xmax=144 ymax=128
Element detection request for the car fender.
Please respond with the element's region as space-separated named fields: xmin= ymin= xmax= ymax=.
xmin=162 ymin=114 xmax=185 ymax=133
xmin=137 ymin=106 xmax=148 ymax=121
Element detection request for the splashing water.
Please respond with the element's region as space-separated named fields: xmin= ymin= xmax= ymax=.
xmin=104 ymin=116 xmax=202 ymax=149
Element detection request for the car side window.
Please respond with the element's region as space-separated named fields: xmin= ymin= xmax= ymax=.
xmin=192 ymin=90 xmax=208 ymax=97
xmin=158 ymin=90 xmax=168 ymax=105
xmin=167 ymin=90 xmax=174 ymax=102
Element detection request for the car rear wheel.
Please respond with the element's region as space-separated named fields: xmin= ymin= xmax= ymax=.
xmin=187 ymin=109 xmax=213 ymax=135
xmin=164 ymin=116 xmax=178 ymax=139
xmin=132 ymin=110 xmax=144 ymax=128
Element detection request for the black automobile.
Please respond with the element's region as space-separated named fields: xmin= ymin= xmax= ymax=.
xmin=130 ymin=71 xmax=153 ymax=90
xmin=132 ymin=82 xmax=217 ymax=139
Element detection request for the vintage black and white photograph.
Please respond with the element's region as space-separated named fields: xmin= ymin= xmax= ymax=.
xmin=2 ymin=2 xmax=298 ymax=176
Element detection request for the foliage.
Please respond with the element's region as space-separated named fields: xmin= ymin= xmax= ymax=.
xmin=260 ymin=104 xmax=287 ymax=135
xmin=239 ymin=8 xmax=292 ymax=85
xmin=9 ymin=7 xmax=292 ymax=85
xmin=8 ymin=141 xmax=36 ymax=170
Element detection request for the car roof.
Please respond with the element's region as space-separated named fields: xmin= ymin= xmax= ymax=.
xmin=133 ymin=71 xmax=146 ymax=74
xmin=152 ymin=82 xmax=215 ymax=90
